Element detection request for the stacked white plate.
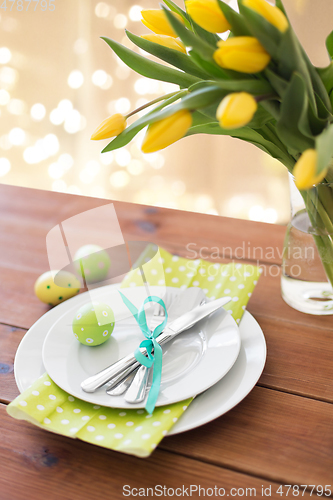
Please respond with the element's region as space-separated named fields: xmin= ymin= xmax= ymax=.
xmin=14 ymin=285 xmax=266 ymax=435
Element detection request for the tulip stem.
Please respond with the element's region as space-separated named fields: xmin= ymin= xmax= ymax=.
xmin=126 ymin=91 xmax=185 ymax=119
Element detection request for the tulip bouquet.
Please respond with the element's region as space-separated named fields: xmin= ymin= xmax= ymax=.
xmin=92 ymin=0 xmax=333 ymax=289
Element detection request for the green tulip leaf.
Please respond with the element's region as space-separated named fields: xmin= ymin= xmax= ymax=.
xmin=217 ymin=0 xmax=252 ymax=37
xmin=316 ymin=63 xmax=333 ymax=96
xmin=162 ymin=7 xmax=214 ymax=59
xmin=189 ymin=50 xmax=232 ymax=79
xmin=101 ymin=37 xmax=201 ymax=88
xmin=275 ymin=0 xmax=288 ymax=17
xmin=248 ymin=104 xmax=275 ymax=129
xmin=102 ymin=87 xmax=225 ymax=153
xmin=264 ymin=68 xmax=288 ymax=97
xmin=276 ymin=72 xmax=314 ymax=153
xmin=325 ymin=30 xmax=333 ymax=60
xmin=238 ymin=2 xmax=281 ymax=57
xmin=190 ymin=18 xmax=221 ymax=47
xmin=125 ymin=31 xmax=209 ymax=80
xmin=214 ymin=78 xmax=273 ymax=94
xmin=102 ymin=92 xmax=187 ymax=153
xmin=186 ymin=123 xmax=294 ymax=167
xmin=301 ymin=48 xmax=332 ymax=115
xmin=316 ymin=124 xmax=333 ymax=175
xmin=162 ymin=0 xmax=192 ymax=29
xmin=276 ymin=28 xmax=316 ymax=111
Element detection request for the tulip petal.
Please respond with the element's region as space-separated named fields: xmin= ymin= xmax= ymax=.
xmin=185 ymin=0 xmax=231 ymax=34
xmin=141 ymin=110 xmax=193 ymax=153
xmin=242 ymin=0 xmax=288 ymax=33
xmin=141 ymin=9 xmax=184 ymax=37
xmin=91 ymin=114 xmax=126 ymax=141
xmin=216 ymin=92 xmax=258 ymax=129
xmin=214 ymin=36 xmax=271 ymax=73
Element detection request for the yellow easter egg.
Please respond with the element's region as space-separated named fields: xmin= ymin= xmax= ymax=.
xmin=34 ymin=270 xmax=81 ymax=306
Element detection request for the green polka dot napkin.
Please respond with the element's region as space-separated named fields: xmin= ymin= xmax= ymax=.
xmin=7 ymin=247 xmax=260 ymax=457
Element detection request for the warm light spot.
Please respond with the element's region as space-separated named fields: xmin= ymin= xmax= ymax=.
xmin=110 ymin=170 xmax=130 ymax=188
xmin=64 ymin=110 xmax=82 ymax=134
xmin=129 ymin=5 xmax=142 ymax=21
xmin=249 ymin=205 xmax=264 ymax=222
xmin=8 ymin=127 xmax=25 ymax=146
xmin=43 ymin=134 xmax=59 ymax=155
xmin=92 ymin=70 xmax=108 ymax=87
xmin=0 ymin=47 xmax=11 ymax=64
xmin=263 ymin=208 xmax=278 ymax=224
xmin=50 ymin=108 xmax=64 ymax=125
xmin=67 ymin=185 xmax=81 ymax=195
xmin=52 ymin=179 xmax=67 ymax=192
xmin=58 ymin=99 xmax=73 ymax=115
xmin=0 ymin=157 xmax=11 ymax=176
xmin=68 ymin=70 xmax=84 ymax=89
xmin=31 ymin=103 xmax=46 ymax=121
xmin=0 ymin=66 xmax=17 ymax=86
xmin=48 ymin=162 xmax=64 ymax=180
xmin=73 ymin=38 xmax=88 ymax=55
xmin=115 ymin=97 xmax=131 ymax=114
xmin=127 ymin=159 xmax=143 ymax=176
xmin=172 ymin=180 xmax=186 ymax=196
xmin=0 ymin=89 xmax=10 ymax=105
xmin=0 ymin=135 xmax=11 ymax=150
xmin=115 ymin=149 xmax=131 ymax=167
xmin=95 ymin=2 xmax=110 ymax=17
xmin=58 ymin=153 xmax=73 ymax=170
xmin=7 ymin=98 xmax=25 ymax=115
xmin=100 ymin=151 xmax=114 ymax=165
xmin=114 ymin=13 xmax=127 ymax=29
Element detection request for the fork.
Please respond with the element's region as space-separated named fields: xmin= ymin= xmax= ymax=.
xmin=124 ymin=300 xmax=167 ymax=403
xmin=106 ymin=293 xmax=172 ymax=397
xmin=125 ymin=293 xmax=207 ymax=404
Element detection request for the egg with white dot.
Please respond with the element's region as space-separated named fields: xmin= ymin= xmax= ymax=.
xmin=72 ymin=301 xmax=115 ymax=346
xmin=74 ymin=244 xmax=110 ymax=283
xmin=34 ymin=270 xmax=80 ymax=306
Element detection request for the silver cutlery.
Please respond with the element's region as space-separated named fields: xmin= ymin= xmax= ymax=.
xmin=81 ymin=294 xmax=232 ymax=393
xmin=124 ymin=289 xmax=206 ymax=403
xmin=106 ymin=291 xmax=176 ymax=396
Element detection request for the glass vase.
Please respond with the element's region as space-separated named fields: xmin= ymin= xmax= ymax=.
xmin=281 ymin=175 xmax=333 ymax=315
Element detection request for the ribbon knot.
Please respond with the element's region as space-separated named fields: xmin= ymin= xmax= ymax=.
xmin=119 ymin=292 xmax=168 ymax=414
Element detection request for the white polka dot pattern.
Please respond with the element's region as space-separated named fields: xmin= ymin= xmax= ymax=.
xmin=8 ymin=247 xmax=260 ymax=458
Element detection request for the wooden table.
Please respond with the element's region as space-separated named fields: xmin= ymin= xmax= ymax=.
xmin=0 ymin=184 xmax=332 ymax=500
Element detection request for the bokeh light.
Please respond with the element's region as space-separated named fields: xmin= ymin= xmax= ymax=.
xmin=68 ymin=70 xmax=84 ymax=89
xmin=0 ymin=157 xmax=11 ymax=176
xmin=31 ymin=103 xmax=46 ymax=121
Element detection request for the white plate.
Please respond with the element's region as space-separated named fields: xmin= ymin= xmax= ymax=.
xmin=14 ymin=286 xmax=266 ymax=435
xmin=41 ymin=286 xmax=241 ymax=409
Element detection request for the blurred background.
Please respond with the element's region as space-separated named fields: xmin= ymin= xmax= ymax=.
xmin=0 ymin=0 xmax=332 ymax=224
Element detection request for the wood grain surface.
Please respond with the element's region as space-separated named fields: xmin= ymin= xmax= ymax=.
xmin=0 ymin=184 xmax=332 ymax=499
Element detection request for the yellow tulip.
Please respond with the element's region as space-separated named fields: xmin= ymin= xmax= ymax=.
xmin=213 ymin=36 xmax=271 ymax=73
xmin=141 ymin=109 xmax=192 ymax=153
xmin=91 ymin=114 xmax=126 ymax=140
xmin=293 ymin=149 xmax=327 ymax=190
xmin=216 ymin=92 xmax=257 ymax=129
xmin=185 ymin=0 xmax=231 ymax=34
xmin=141 ymin=9 xmax=185 ymax=38
xmin=242 ymin=0 xmax=288 ymax=33
xmin=141 ymin=34 xmax=186 ymax=53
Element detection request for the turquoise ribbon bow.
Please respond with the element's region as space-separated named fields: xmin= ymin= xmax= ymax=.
xmin=119 ymin=292 xmax=168 ymax=414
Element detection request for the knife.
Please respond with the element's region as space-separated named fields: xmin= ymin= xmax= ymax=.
xmin=107 ymin=288 xmax=206 ymax=397
xmin=81 ymin=296 xmax=231 ymax=393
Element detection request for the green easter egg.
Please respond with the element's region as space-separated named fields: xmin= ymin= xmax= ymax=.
xmin=72 ymin=301 xmax=115 ymax=346
xmin=34 ymin=270 xmax=80 ymax=306
xmin=74 ymin=244 xmax=110 ymax=284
